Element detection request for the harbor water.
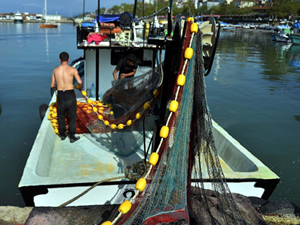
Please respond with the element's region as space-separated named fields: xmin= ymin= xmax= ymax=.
xmin=0 ymin=23 xmax=299 ymax=207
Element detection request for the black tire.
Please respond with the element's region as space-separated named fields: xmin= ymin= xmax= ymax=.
xmin=39 ymin=104 xmax=48 ymax=121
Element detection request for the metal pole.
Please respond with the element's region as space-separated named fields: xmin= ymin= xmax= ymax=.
xmin=133 ymin=0 xmax=137 ymax=20
xmin=96 ymin=0 xmax=100 ymax=100
xmin=83 ymin=0 xmax=85 ymax=21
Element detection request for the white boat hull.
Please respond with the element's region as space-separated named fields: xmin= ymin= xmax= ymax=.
xmin=19 ymin=96 xmax=279 ymax=206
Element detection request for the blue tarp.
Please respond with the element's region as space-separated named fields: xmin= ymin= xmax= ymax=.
xmin=293 ymin=22 xmax=300 ymax=29
xmin=81 ymin=21 xmax=94 ymax=27
xmin=93 ymin=12 xmax=137 ymax=23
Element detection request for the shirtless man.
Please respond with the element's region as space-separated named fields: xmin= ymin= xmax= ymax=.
xmin=51 ymin=52 xmax=83 ymax=143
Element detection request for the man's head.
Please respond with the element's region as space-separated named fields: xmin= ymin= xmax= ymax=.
xmin=126 ymin=54 xmax=137 ymax=67
xmin=59 ymin=52 xmax=69 ymax=62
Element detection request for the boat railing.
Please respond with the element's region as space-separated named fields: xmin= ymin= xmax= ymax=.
xmin=76 ymin=21 xmax=168 ymax=49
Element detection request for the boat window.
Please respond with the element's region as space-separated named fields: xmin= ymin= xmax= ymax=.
xmin=111 ymin=49 xmax=152 ymax=67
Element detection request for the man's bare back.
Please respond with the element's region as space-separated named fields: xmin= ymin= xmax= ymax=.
xmin=51 ymin=60 xmax=82 ymax=91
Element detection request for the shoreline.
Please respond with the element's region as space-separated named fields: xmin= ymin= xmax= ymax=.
xmin=0 ymin=19 xmax=73 ymax=23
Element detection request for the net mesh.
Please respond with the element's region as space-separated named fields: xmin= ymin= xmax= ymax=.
xmin=115 ymin=22 xmax=253 ymax=225
xmin=74 ymin=68 xmax=161 ymax=157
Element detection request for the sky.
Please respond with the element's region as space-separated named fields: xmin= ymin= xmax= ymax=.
xmin=1 ymin=0 xmax=134 ymax=17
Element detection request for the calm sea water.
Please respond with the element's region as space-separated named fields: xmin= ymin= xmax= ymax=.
xmin=0 ymin=23 xmax=299 ymax=207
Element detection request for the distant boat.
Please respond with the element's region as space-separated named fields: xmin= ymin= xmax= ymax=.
xmin=40 ymin=0 xmax=57 ymax=28
xmin=273 ymin=33 xmax=290 ymax=42
xmin=14 ymin=11 xmax=23 ymax=23
xmin=289 ymin=34 xmax=300 ymax=45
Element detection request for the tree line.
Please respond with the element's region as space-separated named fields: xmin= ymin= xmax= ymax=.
xmin=78 ymin=0 xmax=300 ymax=20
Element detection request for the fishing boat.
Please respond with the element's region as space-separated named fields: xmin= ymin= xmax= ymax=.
xmin=19 ymin=2 xmax=279 ymax=223
xmin=39 ymin=0 xmax=57 ymax=28
xmin=13 ymin=11 xmax=23 ymax=23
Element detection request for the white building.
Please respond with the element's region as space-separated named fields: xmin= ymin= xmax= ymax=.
xmin=233 ymin=0 xmax=255 ymax=8
xmin=45 ymin=14 xmax=62 ymax=21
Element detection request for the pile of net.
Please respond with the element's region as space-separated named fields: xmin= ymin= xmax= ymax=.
xmin=76 ymin=67 xmax=161 ymax=157
xmin=112 ymin=23 xmax=263 ymax=225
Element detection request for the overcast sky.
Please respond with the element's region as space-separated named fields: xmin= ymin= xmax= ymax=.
xmin=1 ymin=0 xmax=134 ymax=17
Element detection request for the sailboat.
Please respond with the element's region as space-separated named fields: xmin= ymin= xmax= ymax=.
xmin=40 ymin=0 xmax=57 ymax=28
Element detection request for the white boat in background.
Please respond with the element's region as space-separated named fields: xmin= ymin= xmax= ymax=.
xmin=14 ymin=11 xmax=23 ymax=23
xmin=19 ymin=1 xmax=279 ymax=208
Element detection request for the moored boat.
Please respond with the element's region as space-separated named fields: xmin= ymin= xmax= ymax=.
xmin=19 ymin=3 xmax=279 ymax=223
xmin=14 ymin=11 xmax=23 ymax=23
xmin=289 ymin=34 xmax=300 ymax=45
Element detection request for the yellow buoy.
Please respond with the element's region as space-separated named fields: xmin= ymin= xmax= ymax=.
xmin=119 ymin=200 xmax=131 ymax=214
xmin=101 ymin=222 xmax=113 ymax=225
xmin=54 ymin=128 xmax=59 ymax=134
xmin=153 ymin=89 xmax=158 ymax=96
xmin=109 ymin=111 xmax=114 ymax=115
xmin=104 ymin=120 xmax=110 ymax=126
xmin=92 ymin=101 xmax=96 ymax=105
xmin=97 ymin=103 xmax=103 ymax=107
xmin=52 ymin=112 xmax=57 ymax=118
xmin=87 ymin=99 xmax=92 ymax=105
xmin=98 ymin=114 xmax=103 ymax=120
xmin=98 ymin=110 xmax=104 ymax=114
xmin=191 ymin=23 xmax=198 ymax=34
xmin=93 ymin=107 xmax=97 ymax=112
xmin=51 ymin=119 xmax=58 ymax=123
xmin=82 ymin=90 xmax=87 ymax=96
xmin=127 ymin=120 xmax=132 ymax=126
xmin=74 ymin=84 xmax=79 ymax=89
xmin=111 ymin=124 xmax=116 ymax=129
xmin=169 ymin=100 xmax=178 ymax=112
xmin=49 ymin=106 xmax=53 ymax=111
xmin=160 ymin=126 xmax=169 ymax=138
xmin=136 ymin=178 xmax=146 ymax=191
xmin=177 ymin=74 xmax=186 ymax=86
xmin=184 ymin=47 xmax=193 ymax=60
xmin=149 ymin=152 xmax=159 ymax=165
xmin=187 ymin=17 xmax=194 ymax=22
xmin=47 ymin=115 xmax=52 ymax=120
xmin=118 ymin=124 xmax=124 ymax=129
xmin=136 ymin=112 xmax=142 ymax=120
xmin=143 ymin=102 xmax=150 ymax=110
xmin=53 ymin=107 xmax=57 ymax=113
xmin=77 ymin=101 xmax=81 ymax=105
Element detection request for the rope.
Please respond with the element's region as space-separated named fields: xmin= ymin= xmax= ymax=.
xmin=58 ymin=175 xmax=126 ymax=207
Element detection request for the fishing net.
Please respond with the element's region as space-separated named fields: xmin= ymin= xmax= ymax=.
xmin=113 ymin=22 xmax=255 ymax=225
xmin=85 ymin=68 xmax=161 ymax=157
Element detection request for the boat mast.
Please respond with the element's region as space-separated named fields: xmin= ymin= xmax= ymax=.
xmin=44 ymin=0 xmax=47 ymax=23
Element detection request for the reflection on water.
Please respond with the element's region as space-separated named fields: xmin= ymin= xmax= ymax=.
xmin=207 ymin=31 xmax=300 ymax=206
xmin=45 ymin=29 xmax=49 ymax=62
xmin=287 ymin=45 xmax=300 ymax=72
xmin=15 ymin=23 xmax=22 ymax=34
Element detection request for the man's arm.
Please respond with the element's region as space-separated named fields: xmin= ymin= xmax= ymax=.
xmin=113 ymin=69 xmax=118 ymax=80
xmin=120 ymin=69 xmax=136 ymax=79
xmin=51 ymin=71 xmax=56 ymax=89
xmin=73 ymin=68 xmax=83 ymax=90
